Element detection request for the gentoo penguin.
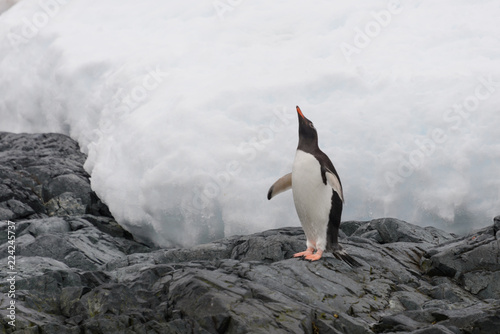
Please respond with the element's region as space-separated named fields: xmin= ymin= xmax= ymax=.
xmin=267 ymin=106 xmax=360 ymax=267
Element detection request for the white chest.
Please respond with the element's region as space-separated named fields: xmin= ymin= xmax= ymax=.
xmin=291 ymin=150 xmax=332 ymax=246
xmin=292 ymin=150 xmax=324 ymax=192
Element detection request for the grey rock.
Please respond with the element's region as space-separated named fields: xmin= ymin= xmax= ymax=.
xmin=394 ymin=290 xmax=430 ymax=311
xmin=467 ymin=314 xmax=500 ymax=334
xmin=229 ymin=227 xmax=305 ymax=262
xmin=0 ymin=199 xmax=35 ymax=220
xmin=372 ymin=313 xmax=425 ymax=332
xmin=74 ymin=214 xmax=135 ymax=239
xmin=494 ymin=215 xmax=500 ymax=233
xmin=16 ymin=225 xmax=146 ymax=270
xmin=24 ymin=217 xmax=71 ymax=236
xmin=3 ymin=218 xmax=500 ymax=334
xmin=46 ymin=192 xmax=87 ymax=216
xmin=1 ymin=131 xmax=500 ymax=334
xmin=346 ymin=218 xmax=455 ymax=245
xmin=421 ymin=217 xmax=500 ymax=300
xmin=60 ymin=286 xmax=88 ymax=317
xmin=42 ymin=174 xmax=91 ymax=207
xmin=409 ymin=325 xmax=459 ymax=334
xmin=0 ymin=132 xmax=111 ymax=218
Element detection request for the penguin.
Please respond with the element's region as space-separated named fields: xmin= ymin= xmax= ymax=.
xmin=267 ymin=106 xmax=361 ymax=267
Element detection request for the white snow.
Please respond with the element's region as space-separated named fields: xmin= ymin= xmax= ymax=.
xmin=1 ymin=0 xmax=499 ymax=246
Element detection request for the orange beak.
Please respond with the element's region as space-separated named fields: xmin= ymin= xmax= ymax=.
xmin=296 ymin=105 xmax=305 ymax=119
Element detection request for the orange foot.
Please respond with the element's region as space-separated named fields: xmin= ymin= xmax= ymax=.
xmin=304 ymin=249 xmax=323 ymax=261
xmin=293 ymin=247 xmax=315 ymax=258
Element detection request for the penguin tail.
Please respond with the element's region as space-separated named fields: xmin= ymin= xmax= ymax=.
xmin=331 ymin=248 xmax=362 ymax=268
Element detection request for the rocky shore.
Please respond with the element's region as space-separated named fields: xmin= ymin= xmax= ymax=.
xmin=0 ymin=132 xmax=499 ymax=334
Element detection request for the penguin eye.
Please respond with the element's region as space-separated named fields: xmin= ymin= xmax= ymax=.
xmin=309 ymin=122 xmax=315 ymax=129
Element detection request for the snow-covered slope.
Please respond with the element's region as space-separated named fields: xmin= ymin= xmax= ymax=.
xmin=1 ymin=0 xmax=499 ymax=246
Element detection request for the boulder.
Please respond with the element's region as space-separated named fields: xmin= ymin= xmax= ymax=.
xmin=0 ymin=132 xmax=111 ymax=219
xmin=343 ymin=218 xmax=455 ymax=245
xmin=421 ymin=220 xmax=500 ymax=300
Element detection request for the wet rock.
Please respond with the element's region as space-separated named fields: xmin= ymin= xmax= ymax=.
xmin=409 ymin=325 xmax=459 ymax=334
xmin=0 ymin=199 xmax=36 ymax=221
xmin=0 ymin=132 xmax=499 ymax=334
xmin=3 ymin=217 xmax=500 ymax=333
xmin=0 ymin=132 xmax=111 ymax=218
xmin=344 ymin=218 xmax=455 ymax=245
xmin=421 ymin=218 xmax=500 ymax=301
xmin=467 ymin=313 xmax=500 ymax=334
xmin=229 ymin=227 xmax=305 ymax=262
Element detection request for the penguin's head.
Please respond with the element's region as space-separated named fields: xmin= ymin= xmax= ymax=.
xmin=296 ymin=106 xmax=318 ymax=148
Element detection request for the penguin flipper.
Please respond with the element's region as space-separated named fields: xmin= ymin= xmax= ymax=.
xmin=267 ymin=173 xmax=292 ymax=200
xmin=325 ymin=169 xmax=344 ymax=203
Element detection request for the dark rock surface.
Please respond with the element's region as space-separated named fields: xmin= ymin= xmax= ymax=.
xmin=0 ymin=132 xmax=111 ymax=220
xmin=0 ymin=132 xmax=499 ymax=334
